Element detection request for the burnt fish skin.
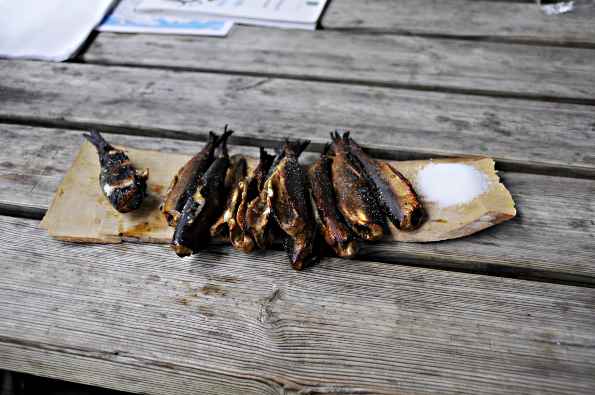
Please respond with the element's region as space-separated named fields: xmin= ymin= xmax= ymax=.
xmin=244 ymin=147 xmax=280 ymax=250
xmin=83 ymin=130 xmax=148 ymax=213
xmin=268 ymin=139 xmax=318 ymax=270
xmin=171 ymin=130 xmax=232 ymax=257
xmin=236 ymin=147 xmax=275 ymax=252
xmin=343 ymin=132 xmax=425 ymax=231
xmin=210 ymin=154 xmax=248 ymax=239
xmin=329 ymin=131 xmax=385 ymax=241
xmin=309 ymin=148 xmax=358 ymax=258
xmin=161 ymin=129 xmax=226 ymax=227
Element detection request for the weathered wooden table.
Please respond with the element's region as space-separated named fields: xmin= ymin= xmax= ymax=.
xmin=1 ymin=1 xmax=595 ymax=393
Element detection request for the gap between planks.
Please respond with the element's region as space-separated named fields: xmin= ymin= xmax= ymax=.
xmin=0 ymin=124 xmax=593 ymax=287
xmin=321 ymin=0 xmax=595 ymax=47
xmin=2 ymin=116 xmax=594 ymax=181
xmin=1 ymin=60 xmax=594 ymax=179
xmin=1 ymin=214 xmax=594 ymax=394
xmin=79 ymin=30 xmax=595 ymax=104
xmin=73 ymin=58 xmax=595 ymax=106
xmin=320 ymin=27 xmax=595 ymax=50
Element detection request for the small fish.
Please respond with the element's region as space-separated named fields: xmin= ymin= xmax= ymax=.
xmin=343 ymin=132 xmax=425 ymax=230
xmin=210 ymin=154 xmax=248 ymax=240
xmin=83 ymin=130 xmax=148 ymax=213
xmin=267 ymin=139 xmax=318 ymax=270
xmin=171 ymin=128 xmax=232 ymax=257
xmin=329 ymin=131 xmax=385 ymax=241
xmin=243 ymin=147 xmax=278 ymax=250
xmin=161 ymin=129 xmax=228 ymax=227
xmin=234 ymin=147 xmax=275 ymax=252
xmin=309 ymin=147 xmax=358 ymax=258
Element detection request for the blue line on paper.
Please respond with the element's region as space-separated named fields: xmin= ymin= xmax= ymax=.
xmin=102 ymin=15 xmax=227 ymax=30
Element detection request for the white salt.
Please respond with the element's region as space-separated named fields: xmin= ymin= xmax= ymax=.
xmin=416 ymin=163 xmax=489 ymax=208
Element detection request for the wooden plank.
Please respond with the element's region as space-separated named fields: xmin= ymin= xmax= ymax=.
xmin=1 ymin=60 xmax=594 ymax=178
xmin=82 ymin=30 xmax=595 ymax=102
xmin=39 ymin=141 xmax=515 ymax=244
xmin=1 ymin=214 xmax=594 ymax=394
xmin=1 ymin=124 xmax=593 ymax=283
xmin=322 ymin=0 xmax=595 ymax=45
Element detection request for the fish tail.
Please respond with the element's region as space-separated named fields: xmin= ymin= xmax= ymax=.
xmin=83 ymin=130 xmax=111 ymax=153
xmin=208 ymin=130 xmax=218 ymax=145
xmin=259 ymin=146 xmax=274 ymax=163
xmin=216 ymin=125 xmax=233 ymax=158
xmin=341 ymin=130 xmax=351 ymax=144
xmin=283 ymin=139 xmax=310 ymax=158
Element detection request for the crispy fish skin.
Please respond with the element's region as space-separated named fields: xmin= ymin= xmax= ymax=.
xmin=161 ymin=130 xmax=222 ymax=227
xmin=83 ymin=130 xmax=148 ymax=213
xmin=230 ymin=148 xmax=274 ymax=253
xmin=309 ymin=151 xmax=358 ymax=258
xmin=268 ymin=140 xmax=318 ymax=270
xmin=344 ymin=132 xmax=425 ymax=230
xmin=329 ymin=132 xmax=385 ymax=241
xmin=241 ymin=148 xmax=276 ymax=251
xmin=171 ymin=130 xmax=232 ymax=257
xmin=210 ymin=154 xmax=248 ymax=239
xmin=245 ymin=174 xmax=275 ymax=250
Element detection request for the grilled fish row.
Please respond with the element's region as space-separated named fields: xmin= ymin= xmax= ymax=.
xmin=159 ymin=129 xmax=425 ymax=269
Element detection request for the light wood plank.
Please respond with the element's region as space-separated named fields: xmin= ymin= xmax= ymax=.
xmin=1 ymin=214 xmax=595 ymax=394
xmin=323 ymin=0 xmax=595 ymax=45
xmin=1 ymin=60 xmax=594 ymax=177
xmin=82 ymin=30 xmax=595 ymax=102
xmin=1 ymin=124 xmax=594 ymax=282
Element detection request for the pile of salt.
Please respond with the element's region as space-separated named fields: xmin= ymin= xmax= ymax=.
xmin=416 ymin=163 xmax=489 ymax=208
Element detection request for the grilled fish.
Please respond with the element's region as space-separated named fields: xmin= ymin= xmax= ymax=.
xmin=171 ymin=129 xmax=232 ymax=257
xmin=344 ymin=132 xmax=425 ymax=230
xmin=329 ymin=131 xmax=385 ymax=241
xmin=233 ymin=147 xmax=275 ymax=252
xmin=245 ymin=172 xmax=276 ymax=250
xmin=309 ymin=148 xmax=358 ymax=258
xmin=83 ymin=130 xmax=148 ymax=213
xmin=268 ymin=139 xmax=317 ymax=270
xmin=162 ymin=129 xmax=228 ymax=227
xmin=245 ymin=139 xmax=308 ymax=251
xmin=210 ymin=154 xmax=248 ymax=239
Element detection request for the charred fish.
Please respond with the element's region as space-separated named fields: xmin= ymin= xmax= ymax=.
xmin=83 ymin=130 xmax=148 ymax=213
xmin=171 ymin=129 xmax=232 ymax=257
xmin=309 ymin=147 xmax=358 ymax=258
xmin=267 ymin=139 xmax=318 ymax=270
xmin=162 ymin=129 xmax=229 ymax=227
xmin=329 ymin=131 xmax=385 ymax=241
xmin=343 ymin=132 xmax=425 ymax=230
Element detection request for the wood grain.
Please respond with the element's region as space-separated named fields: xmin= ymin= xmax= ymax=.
xmin=1 ymin=214 xmax=595 ymax=394
xmin=82 ymin=30 xmax=595 ymax=102
xmin=1 ymin=60 xmax=594 ymax=177
xmin=322 ymin=0 xmax=595 ymax=45
xmin=1 ymin=124 xmax=593 ymax=283
xmin=39 ymin=141 xmax=515 ymax=244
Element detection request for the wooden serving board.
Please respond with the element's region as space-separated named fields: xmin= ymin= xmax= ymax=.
xmin=40 ymin=142 xmax=516 ymax=244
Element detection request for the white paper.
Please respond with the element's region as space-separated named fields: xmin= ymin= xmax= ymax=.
xmin=98 ymin=0 xmax=233 ymax=36
xmin=540 ymin=1 xmax=575 ymax=15
xmin=0 ymin=0 xmax=115 ymax=61
xmin=137 ymin=0 xmax=328 ymax=30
